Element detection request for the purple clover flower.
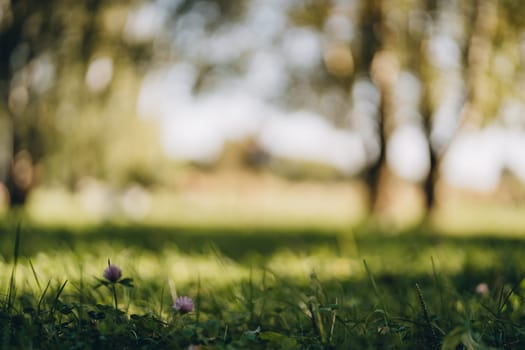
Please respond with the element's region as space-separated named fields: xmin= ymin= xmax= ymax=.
xmin=174 ymin=296 xmax=194 ymax=314
xmin=103 ymin=264 xmax=122 ymax=283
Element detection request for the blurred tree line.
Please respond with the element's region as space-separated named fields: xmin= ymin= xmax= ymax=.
xmin=0 ymin=0 xmax=164 ymax=206
xmin=1 ymin=0 xmax=525 ymax=220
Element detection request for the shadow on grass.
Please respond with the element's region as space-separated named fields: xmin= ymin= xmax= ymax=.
xmin=0 ymin=223 xmax=342 ymax=261
xmin=0 ymin=221 xmax=524 ymax=268
xmin=3 ymin=220 xmax=525 ymax=331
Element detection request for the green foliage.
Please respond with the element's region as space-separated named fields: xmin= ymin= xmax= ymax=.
xmin=1 ymin=222 xmax=525 ymax=348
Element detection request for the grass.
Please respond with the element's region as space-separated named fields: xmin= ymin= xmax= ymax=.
xmin=1 ymin=217 xmax=525 ymax=349
xmin=25 ymin=179 xmax=365 ymax=230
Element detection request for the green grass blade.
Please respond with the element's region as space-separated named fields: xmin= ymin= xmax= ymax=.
xmin=363 ymin=259 xmax=389 ymax=329
xmin=28 ymin=259 xmax=42 ymax=293
xmin=6 ymin=223 xmax=22 ymax=311
xmin=37 ymin=280 xmax=51 ymax=312
xmin=196 ymin=275 xmax=201 ymax=325
xmin=50 ymin=280 xmax=68 ymax=315
xmin=415 ymin=282 xmax=438 ymax=344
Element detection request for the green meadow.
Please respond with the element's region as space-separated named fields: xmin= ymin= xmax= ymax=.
xmin=1 ymin=215 xmax=525 ymax=349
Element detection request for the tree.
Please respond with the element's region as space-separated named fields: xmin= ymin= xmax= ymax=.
xmin=0 ymin=0 xmax=140 ymax=206
xmin=0 ymin=0 xmax=58 ymax=205
xmin=354 ymin=0 xmax=385 ymax=214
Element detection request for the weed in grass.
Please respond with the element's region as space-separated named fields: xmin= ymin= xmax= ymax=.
xmin=174 ymin=296 xmax=194 ymax=314
xmin=95 ymin=260 xmax=134 ymax=311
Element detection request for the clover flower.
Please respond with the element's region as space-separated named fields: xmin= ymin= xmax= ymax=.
xmin=174 ymin=296 xmax=194 ymax=314
xmin=475 ymin=283 xmax=489 ymax=297
xmin=103 ymin=263 xmax=122 ymax=283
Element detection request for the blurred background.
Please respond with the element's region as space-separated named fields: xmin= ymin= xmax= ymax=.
xmin=1 ymin=0 xmax=525 ymax=233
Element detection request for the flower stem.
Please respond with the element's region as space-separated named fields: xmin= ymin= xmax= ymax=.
xmin=112 ymin=283 xmax=118 ymax=311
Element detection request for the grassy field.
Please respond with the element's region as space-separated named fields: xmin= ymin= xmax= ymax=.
xmin=1 ymin=213 xmax=525 ymax=349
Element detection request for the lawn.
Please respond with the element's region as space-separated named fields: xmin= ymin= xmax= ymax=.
xmin=1 ymin=216 xmax=525 ymax=349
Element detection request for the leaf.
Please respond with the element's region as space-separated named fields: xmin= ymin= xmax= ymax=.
xmin=204 ymin=319 xmax=220 ymax=338
xmin=182 ymin=328 xmax=194 ymax=339
xmin=118 ymin=278 xmax=135 ymax=288
xmin=88 ymin=310 xmax=106 ymax=320
xmin=59 ymin=304 xmax=73 ymax=315
xmin=259 ymin=332 xmax=299 ymax=349
xmin=23 ymin=307 xmax=35 ymax=315
xmin=94 ymin=277 xmax=110 ymax=289
xmin=242 ymin=326 xmax=261 ymax=341
xmin=441 ymin=327 xmax=492 ymax=350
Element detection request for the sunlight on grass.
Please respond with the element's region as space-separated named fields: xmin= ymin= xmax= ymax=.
xmin=0 ymin=245 xmax=248 ymax=297
xmin=0 ymin=228 xmax=504 ymax=303
xmin=2 ymin=221 xmax=525 ymax=348
xmin=24 ymin=181 xmax=366 ymax=230
xmin=433 ymin=200 xmax=525 ymax=236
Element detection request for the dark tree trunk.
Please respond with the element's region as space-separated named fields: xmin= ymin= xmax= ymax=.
xmin=423 ymin=146 xmax=437 ymax=212
xmin=358 ymin=0 xmax=386 ymax=213
xmin=420 ymin=78 xmax=437 ymax=214
xmin=6 ymin=174 xmax=28 ymax=207
xmin=358 ymin=0 xmax=382 ymax=73
xmin=0 ymin=0 xmax=48 ymax=207
xmin=0 ymin=7 xmax=23 ymax=207
xmin=364 ymin=106 xmax=386 ymax=213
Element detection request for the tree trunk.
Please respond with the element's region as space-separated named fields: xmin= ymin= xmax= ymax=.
xmin=422 ymin=145 xmax=437 ymax=213
xmin=358 ymin=0 xmax=386 ymax=213
xmin=364 ymin=106 xmax=386 ymax=213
